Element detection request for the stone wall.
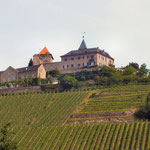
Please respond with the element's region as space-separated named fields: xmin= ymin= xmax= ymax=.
xmin=0 ymin=86 xmax=41 ymax=94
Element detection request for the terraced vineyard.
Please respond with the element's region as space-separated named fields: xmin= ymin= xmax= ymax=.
xmin=9 ymin=121 xmax=150 ymax=149
xmin=0 ymin=85 xmax=150 ymax=149
xmin=0 ymin=91 xmax=88 ymax=127
xmin=76 ymin=85 xmax=150 ymax=114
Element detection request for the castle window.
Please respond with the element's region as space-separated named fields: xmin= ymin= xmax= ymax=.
xmin=83 ymin=56 xmax=85 ymax=59
xmin=64 ymin=58 xmax=67 ymax=61
xmin=13 ymin=76 xmax=16 ymax=81
xmin=87 ymin=56 xmax=89 ymax=59
xmin=64 ymin=65 xmax=68 ymax=68
xmin=71 ymin=64 xmax=74 ymax=67
xmin=105 ymin=57 xmax=107 ymax=62
xmin=99 ymin=62 xmax=102 ymax=66
xmin=78 ymin=57 xmax=80 ymax=60
xmin=91 ymin=55 xmax=94 ymax=59
xmin=99 ymin=55 xmax=101 ymax=59
xmin=78 ymin=64 xmax=80 ymax=67
xmin=109 ymin=60 xmax=112 ymax=64
xmin=26 ymin=74 xmax=29 ymax=78
xmin=8 ymin=77 xmax=11 ymax=82
xmin=91 ymin=62 xmax=95 ymax=66
xmin=71 ymin=58 xmax=74 ymax=61
xmin=32 ymin=74 xmax=35 ymax=78
xmin=83 ymin=62 xmax=88 ymax=66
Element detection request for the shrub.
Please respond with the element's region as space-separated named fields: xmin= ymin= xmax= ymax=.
xmin=134 ymin=105 xmax=150 ymax=120
xmin=59 ymin=76 xmax=78 ymax=90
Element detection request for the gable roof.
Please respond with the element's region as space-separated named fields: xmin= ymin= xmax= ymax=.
xmin=61 ymin=47 xmax=113 ymax=59
xmin=17 ymin=65 xmax=41 ymax=73
xmin=79 ymin=39 xmax=87 ymax=50
xmin=39 ymin=47 xmax=50 ymax=55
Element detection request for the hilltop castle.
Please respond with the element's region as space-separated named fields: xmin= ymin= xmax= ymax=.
xmin=0 ymin=39 xmax=114 ymax=83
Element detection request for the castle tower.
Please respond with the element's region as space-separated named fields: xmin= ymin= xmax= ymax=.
xmin=33 ymin=47 xmax=54 ymax=66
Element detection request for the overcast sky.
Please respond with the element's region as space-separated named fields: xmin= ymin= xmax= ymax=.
xmin=0 ymin=0 xmax=150 ymax=70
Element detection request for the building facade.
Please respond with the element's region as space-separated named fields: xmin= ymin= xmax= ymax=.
xmin=0 ymin=39 xmax=114 ymax=83
xmin=0 ymin=64 xmax=46 ymax=83
xmin=60 ymin=39 xmax=114 ymax=73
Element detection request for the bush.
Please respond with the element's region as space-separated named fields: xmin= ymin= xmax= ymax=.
xmin=46 ymin=69 xmax=60 ymax=77
xmin=59 ymin=76 xmax=78 ymax=90
xmin=134 ymin=105 xmax=150 ymax=120
xmin=123 ymin=66 xmax=137 ymax=75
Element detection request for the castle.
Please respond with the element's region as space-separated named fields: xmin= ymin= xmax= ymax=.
xmin=0 ymin=39 xmax=114 ymax=83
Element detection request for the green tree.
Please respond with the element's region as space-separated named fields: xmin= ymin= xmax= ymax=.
xmin=123 ymin=66 xmax=137 ymax=75
xmin=59 ymin=76 xmax=78 ymax=90
xmin=28 ymin=58 xmax=33 ymax=67
xmin=100 ymin=66 xmax=115 ymax=77
xmin=24 ymin=78 xmax=33 ymax=87
xmin=46 ymin=69 xmax=60 ymax=78
xmin=0 ymin=123 xmax=17 ymax=150
xmin=146 ymin=92 xmax=150 ymax=105
xmin=137 ymin=63 xmax=149 ymax=77
xmin=129 ymin=62 xmax=139 ymax=70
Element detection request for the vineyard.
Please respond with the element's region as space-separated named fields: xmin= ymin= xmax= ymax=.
xmin=0 ymin=91 xmax=88 ymax=127
xmin=7 ymin=121 xmax=150 ymax=150
xmin=71 ymin=84 xmax=150 ymax=122
xmin=0 ymin=84 xmax=150 ymax=149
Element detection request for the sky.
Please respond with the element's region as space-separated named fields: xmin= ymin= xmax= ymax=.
xmin=0 ymin=0 xmax=150 ymax=70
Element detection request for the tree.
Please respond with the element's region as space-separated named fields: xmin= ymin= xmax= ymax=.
xmin=0 ymin=123 xmax=17 ymax=150
xmin=123 ymin=66 xmax=137 ymax=75
xmin=46 ymin=69 xmax=60 ymax=78
xmin=100 ymin=66 xmax=115 ymax=77
xmin=28 ymin=58 xmax=33 ymax=67
xmin=137 ymin=63 xmax=149 ymax=77
xmin=146 ymin=92 xmax=150 ymax=105
xmin=59 ymin=76 xmax=78 ymax=90
xmin=24 ymin=78 xmax=33 ymax=87
xmin=129 ymin=62 xmax=139 ymax=70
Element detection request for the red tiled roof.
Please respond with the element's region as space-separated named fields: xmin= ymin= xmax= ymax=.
xmin=39 ymin=47 xmax=50 ymax=55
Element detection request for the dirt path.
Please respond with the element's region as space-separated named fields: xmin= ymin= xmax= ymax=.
xmin=71 ymin=109 xmax=137 ymax=119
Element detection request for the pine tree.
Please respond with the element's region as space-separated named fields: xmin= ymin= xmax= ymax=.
xmin=28 ymin=58 xmax=33 ymax=67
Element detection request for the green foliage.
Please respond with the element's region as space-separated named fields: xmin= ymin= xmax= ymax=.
xmin=46 ymin=69 xmax=60 ymax=77
xmin=24 ymin=78 xmax=33 ymax=87
xmin=123 ymin=66 xmax=137 ymax=75
xmin=99 ymin=65 xmax=115 ymax=77
xmin=137 ymin=63 xmax=149 ymax=77
xmin=146 ymin=92 xmax=150 ymax=104
xmin=59 ymin=76 xmax=78 ymax=90
xmin=32 ymin=77 xmax=41 ymax=86
xmin=0 ymin=123 xmax=17 ymax=150
xmin=129 ymin=62 xmax=139 ymax=70
xmin=41 ymin=84 xmax=58 ymax=91
xmin=134 ymin=105 xmax=150 ymax=120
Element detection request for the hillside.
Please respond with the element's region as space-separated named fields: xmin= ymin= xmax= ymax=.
xmin=0 ymin=84 xmax=150 ymax=149
xmin=10 ymin=122 xmax=150 ymax=150
xmin=0 ymin=91 xmax=88 ymax=127
xmin=71 ymin=84 xmax=150 ymax=123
